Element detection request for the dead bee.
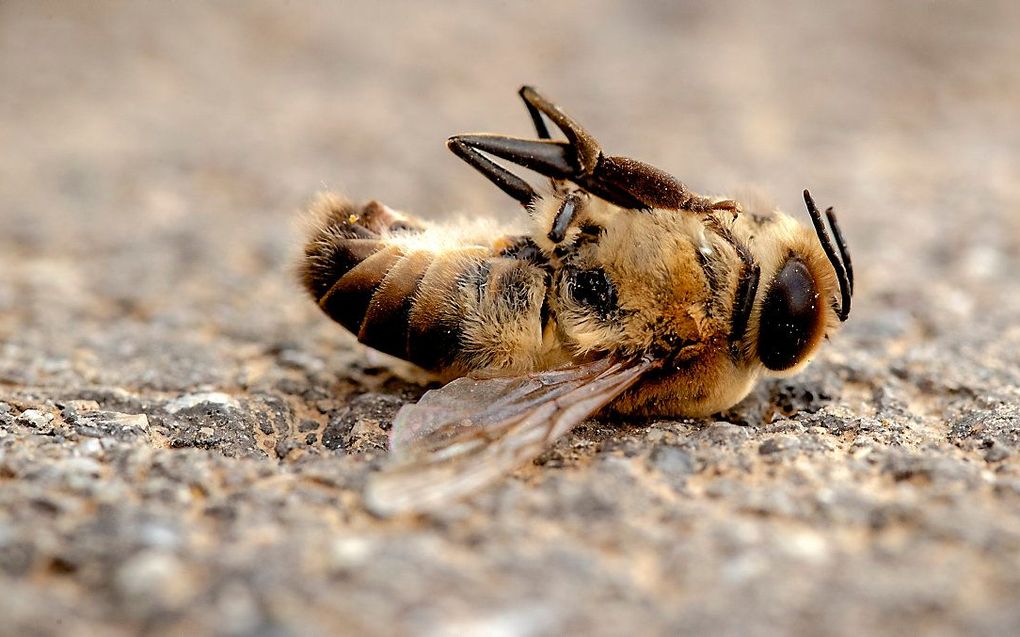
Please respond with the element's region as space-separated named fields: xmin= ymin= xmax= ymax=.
xmin=300 ymin=86 xmax=853 ymax=514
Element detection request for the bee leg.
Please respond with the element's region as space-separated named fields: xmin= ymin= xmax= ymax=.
xmin=519 ymin=86 xmax=739 ymax=214
xmin=518 ymin=86 xmax=602 ymax=176
xmin=547 ymin=191 xmax=583 ymax=244
xmin=519 ymin=86 xmax=552 ymax=140
xmin=447 ymin=136 xmax=540 ymax=207
xmin=519 ymin=86 xmax=578 ymax=198
xmin=453 ymin=87 xmax=739 ymax=213
xmin=456 ymin=87 xmax=618 ymax=208
xmin=447 ymin=134 xmax=585 ymax=210
xmin=449 ymin=135 xmax=575 ymax=178
xmin=587 ymin=155 xmax=733 ymax=212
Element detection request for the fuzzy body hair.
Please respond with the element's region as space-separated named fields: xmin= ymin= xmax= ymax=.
xmin=300 ymin=189 xmax=845 ymax=418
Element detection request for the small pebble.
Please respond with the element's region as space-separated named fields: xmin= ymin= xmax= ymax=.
xmin=16 ymin=409 xmax=54 ymax=431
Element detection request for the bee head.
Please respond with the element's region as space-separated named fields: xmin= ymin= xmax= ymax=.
xmin=744 ymin=191 xmax=853 ymax=374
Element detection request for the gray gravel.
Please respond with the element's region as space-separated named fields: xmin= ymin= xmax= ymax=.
xmin=2 ymin=2 xmax=1019 ymax=635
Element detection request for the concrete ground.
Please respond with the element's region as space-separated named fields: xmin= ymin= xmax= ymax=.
xmin=1 ymin=2 xmax=1019 ymax=635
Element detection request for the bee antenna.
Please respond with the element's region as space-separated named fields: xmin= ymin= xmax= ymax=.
xmin=803 ymin=189 xmax=852 ymax=322
xmin=824 ymin=206 xmax=854 ymax=296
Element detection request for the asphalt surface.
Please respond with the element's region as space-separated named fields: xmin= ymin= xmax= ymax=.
xmin=1 ymin=2 xmax=1019 ymax=635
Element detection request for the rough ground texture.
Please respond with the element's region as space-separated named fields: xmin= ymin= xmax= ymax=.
xmin=2 ymin=2 xmax=1019 ymax=635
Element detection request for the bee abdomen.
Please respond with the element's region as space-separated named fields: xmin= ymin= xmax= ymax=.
xmin=406 ymin=249 xmax=490 ymax=370
xmin=319 ymin=245 xmax=402 ymax=335
xmin=357 ymin=250 xmax=433 ymax=359
xmin=411 ymin=252 xmax=549 ymax=373
xmin=302 ymin=194 xmax=548 ymax=373
xmin=302 ymin=194 xmax=429 ymax=344
xmin=301 ymin=194 xmax=464 ymax=366
xmin=300 ymin=195 xmax=401 ymax=302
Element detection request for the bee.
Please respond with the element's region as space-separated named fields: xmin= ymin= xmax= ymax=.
xmin=300 ymin=86 xmax=854 ymax=515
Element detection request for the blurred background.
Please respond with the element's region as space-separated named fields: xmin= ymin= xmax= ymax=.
xmin=2 ymin=2 xmax=1020 ymax=635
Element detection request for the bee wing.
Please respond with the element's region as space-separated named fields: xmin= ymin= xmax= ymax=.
xmin=364 ymin=357 xmax=656 ymax=516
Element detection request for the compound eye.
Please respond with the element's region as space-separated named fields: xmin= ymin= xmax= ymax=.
xmin=757 ymin=258 xmax=822 ymax=371
xmin=566 ymin=268 xmax=617 ymax=318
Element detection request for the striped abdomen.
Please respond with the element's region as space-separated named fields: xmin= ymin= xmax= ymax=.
xmin=300 ymin=195 xmax=551 ymax=374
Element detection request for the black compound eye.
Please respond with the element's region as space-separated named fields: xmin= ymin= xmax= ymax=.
xmin=758 ymin=258 xmax=822 ymax=371
xmin=566 ymin=268 xmax=617 ymax=317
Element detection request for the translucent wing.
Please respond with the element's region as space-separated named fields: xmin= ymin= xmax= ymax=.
xmin=364 ymin=357 xmax=656 ymax=516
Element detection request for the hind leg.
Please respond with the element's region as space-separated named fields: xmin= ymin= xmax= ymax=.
xmin=452 ymin=86 xmax=738 ymax=213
